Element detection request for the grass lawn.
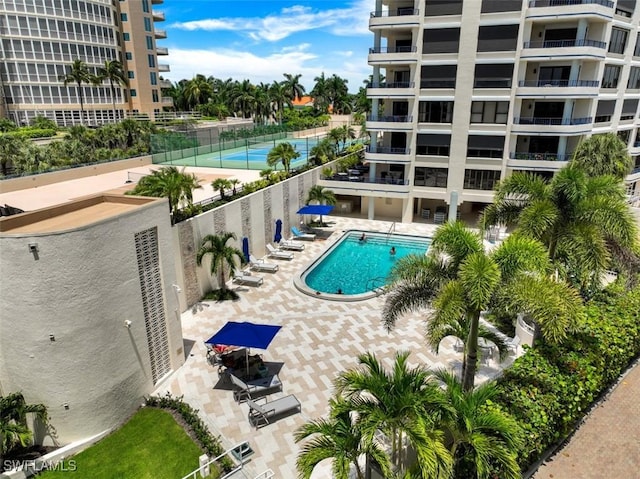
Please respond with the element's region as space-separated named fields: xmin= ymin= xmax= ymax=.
xmin=38 ymin=407 xmax=207 ymax=479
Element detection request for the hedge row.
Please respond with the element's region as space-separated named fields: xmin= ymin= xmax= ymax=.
xmin=494 ymin=283 xmax=640 ymax=469
xmin=3 ymin=127 xmax=57 ymax=139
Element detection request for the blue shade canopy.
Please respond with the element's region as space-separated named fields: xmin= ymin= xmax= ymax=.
xmin=297 ymin=205 xmax=334 ymax=215
xmin=205 ymin=321 xmax=282 ymax=350
xmin=274 ymin=219 xmax=283 ymax=243
xmin=242 ymin=237 xmax=250 ymax=263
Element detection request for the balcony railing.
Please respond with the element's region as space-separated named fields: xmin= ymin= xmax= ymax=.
xmin=365 ymin=146 xmax=411 ymax=154
xmin=156 ymin=46 xmax=168 ymax=55
xmin=421 ymin=80 xmax=456 ymax=88
xmin=157 ymin=64 xmax=171 ymax=72
xmin=369 ymin=82 xmax=414 ymax=88
xmin=155 ymin=29 xmax=167 ymax=38
xmin=369 ymin=46 xmax=417 ymax=54
xmin=370 ymin=8 xmax=419 ymax=17
xmin=634 ymin=141 xmax=640 ymax=147
xmin=529 ymin=0 xmax=614 ymax=7
xmin=152 ymin=10 xmax=165 ymax=21
xmin=510 ymin=152 xmax=572 ymax=161
xmin=367 ymin=115 xmax=413 ymax=122
xmin=518 ymin=79 xmax=599 ymax=87
xmin=513 ymin=116 xmax=592 ymax=125
xmin=523 ymin=39 xmax=606 ymax=49
xmin=324 ymin=175 xmax=409 ymax=185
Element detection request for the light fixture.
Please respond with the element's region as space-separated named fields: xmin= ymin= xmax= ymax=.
xmin=124 ymin=320 xmax=132 ymax=328
xmin=49 ymin=334 xmax=56 ymax=342
xmin=28 ymin=243 xmax=39 ymax=260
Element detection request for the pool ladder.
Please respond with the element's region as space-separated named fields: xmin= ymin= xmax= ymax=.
xmin=366 ymin=277 xmax=387 ymax=296
xmin=386 ymin=222 xmax=396 ymax=243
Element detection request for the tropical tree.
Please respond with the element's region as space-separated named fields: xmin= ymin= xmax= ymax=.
xmin=383 ymin=222 xmax=584 ymax=391
xmin=311 ymin=72 xmax=330 ymax=113
xmin=309 ymin=138 xmax=337 ymax=166
xmin=306 ymin=185 xmax=336 ymax=225
xmin=480 ymin=165 xmax=639 ymax=296
xmin=335 ymin=352 xmax=453 ymax=478
xmin=184 ymin=74 xmax=214 ymax=109
xmin=327 ymin=74 xmax=350 ymax=114
xmin=0 ymin=135 xmax=29 ymax=176
xmin=434 ymin=370 xmax=522 ymax=479
xmin=282 ymin=73 xmax=306 ymax=103
xmin=127 ymin=166 xmax=202 ymax=221
xmin=212 ymin=178 xmax=232 ymax=200
xmin=327 ymin=127 xmax=344 ymax=151
xmin=267 ymin=142 xmax=299 ymax=174
xmin=231 ymin=79 xmax=256 ymax=119
xmin=0 ymin=393 xmax=47 ymax=460
xmin=96 ymin=60 xmax=128 ymax=121
xmin=196 ymin=231 xmax=244 ymax=291
xmin=229 ymin=178 xmax=240 ymax=196
xmin=570 ymin=133 xmax=633 ymax=180
xmin=295 ymin=397 xmax=392 ymax=479
xmin=269 ymin=81 xmax=290 ymax=124
xmin=60 ymin=59 xmax=93 ymax=125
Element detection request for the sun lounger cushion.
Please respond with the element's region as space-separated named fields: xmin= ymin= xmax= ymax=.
xmin=247 ymin=394 xmax=301 ymax=427
xmin=233 ymin=272 xmax=264 ymax=286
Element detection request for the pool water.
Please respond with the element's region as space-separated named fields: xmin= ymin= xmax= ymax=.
xmin=304 ymin=231 xmax=430 ymax=295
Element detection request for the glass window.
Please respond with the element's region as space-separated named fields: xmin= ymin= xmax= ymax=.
xmin=423 ymin=28 xmax=460 ymax=54
xmin=481 ymin=0 xmax=522 ymax=13
xmin=470 ymin=101 xmax=509 ymax=123
xmin=144 ymin=17 xmax=151 ymax=32
xmin=466 ymin=136 xmax=505 ymax=158
xmin=122 ymin=32 xmax=130 ymax=41
xmin=152 ymin=89 xmax=159 ymax=102
xmin=146 ymin=35 xmax=153 ymax=50
xmin=474 ymin=64 xmax=514 ymax=88
xmin=477 ymin=25 xmax=519 ymax=52
xmin=635 ymin=33 xmax=640 ymax=57
xmin=628 ymin=67 xmax=640 ymax=89
xmin=120 ymin=13 xmax=127 ymax=21
xmin=418 ymin=101 xmax=454 ymax=123
xmin=127 ymin=71 xmax=134 ymax=79
xmin=130 ymin=89 xmax=137 ymax=97
xmin=601 ymin=65 xmax=621 ymax=88
xmin=150 ymin=71 xmax=157 ymax=85
xmin=148 ymin=54 xmax=155 ymax=68
xmin=414 ymin=167 xmax=448 ymax=187
xmin=125 ymin=52 xmax=132 ymax=60
xmin=416 ymin=134 xmax=451 ymax=156
xmin=464 ymin=169 xmax=501 ymax=190
xmin=420 ymin=65 xmax=457 ymax=88
xmin=424 ymin=0 xmax=462 ymax=16
xmin=142 ymin=0 xmax=150 ymax=13
xmin=609 ymin=28 xmax=628 ymax=54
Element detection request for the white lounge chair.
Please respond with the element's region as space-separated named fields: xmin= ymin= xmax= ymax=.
xmin=279 ymin=240 xmax=305 ymax=251
xmin=247 ymin=394 xmax=301 ymax=428
xmin=229 ymin=373 xmax=282 ymax=402
xmin=266 ymin=244 xmax=294 ymax=260
xmin=291 ymin=226 xmax=316 ymax=241
xmin=249 ymin=255 xmax=279 ymax=272
xmin=232 ymin=271 xmax=264 ymax=287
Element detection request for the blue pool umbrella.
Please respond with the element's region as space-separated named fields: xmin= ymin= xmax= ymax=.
xmin=274 ymin=219 xmax=283 ymax=243
xmin=242 ymin=237 xmax=250 ymax=263
xmin=296 ymin=205 xmax=334 ymax=216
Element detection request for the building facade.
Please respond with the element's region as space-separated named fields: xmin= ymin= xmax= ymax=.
xmin=0 ymin=194 xmax=184 ymax=444
xmin=0 ymin=0 xmax=171 ymax=126
xmin=320 ymin=0 xmax=640 ymax=222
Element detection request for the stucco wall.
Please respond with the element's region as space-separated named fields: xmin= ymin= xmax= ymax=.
xmin=0 ymin=199 xmax=183 ymax=444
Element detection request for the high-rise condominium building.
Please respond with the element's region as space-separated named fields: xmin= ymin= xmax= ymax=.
xmin=0 ymin=0 xmax=171 ymax=126
xmin=320 ymin=0 xmax=640 ymax=223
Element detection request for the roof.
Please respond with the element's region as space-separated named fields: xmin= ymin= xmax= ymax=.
xmin=291 ymin=96 xmax=314 ymax=107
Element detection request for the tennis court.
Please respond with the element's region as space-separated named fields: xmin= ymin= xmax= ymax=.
xmin=154 ymin=137 xmax=321 ymax=170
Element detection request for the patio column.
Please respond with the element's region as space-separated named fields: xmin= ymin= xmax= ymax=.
xmin=448 ymin=190 xmax=458 ymax=222
xmin=368 ymin=197 xmax=375 ymax=220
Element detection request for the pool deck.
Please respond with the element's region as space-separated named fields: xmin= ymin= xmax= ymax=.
xmin=153 ymin=216 xmax=515 ymax=478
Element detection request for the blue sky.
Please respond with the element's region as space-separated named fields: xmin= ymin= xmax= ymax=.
xmin=161 ymin=0 xmax=374 ymax=93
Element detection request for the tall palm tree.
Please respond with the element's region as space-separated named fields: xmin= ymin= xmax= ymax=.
xmin=327 ymin=74 xmax=350 ymax=114
xmin=60 ymin=59 xmax=93 ymax=125
xmin=231 ymin=79 xmax=257 ymax=119
xmin=295 ymin=397 xmax=392 ymax=479
xmin=212 ymin=178 xmax=232 ymax=200
xmin=267 ymin=142 xmax=300 ymax=174
xmin=269 ymin=81 xmax=290 ymax=124
xmin=0 ymin=135 xmax=29 ymax=176
xmin=434 ymin=370 xmax=522 ymax=479
xmin=306 ymin=185 xmax=336 ymax=225
xmin=1 ymin=392 xmax=48 ymax=459
xmin=184 ymin=74 xmax=214 ymax=110
xmin=480 ymin=165 xmax=639 ymax=295
xmin=282 ymin=73 xmax=306 ymax=103
xmin=196 ymin=232 xmax=244 ymax=291
xmin=309 ymin=138 xmax=337 ymax=166
xmin=383 ymin=222 xmax=584 ymax=391
xmin=96 ymin=60 xmax=128 ymax=121
xmin=335 ymin=352 xmax=453 ymax=478
xmin=570 ymin=133 xmax=633 ymax=180
xmin=311 ymin=72 xmax=330 ymax=113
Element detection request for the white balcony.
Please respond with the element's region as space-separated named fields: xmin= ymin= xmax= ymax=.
xmin=510 ymin=116 xmax=593 ymax=134
xmin=157 ymin=63 xmax=170 ymax=72
xmin=161 ymin=97 xmax=174 ymax=105
xmin=152 ymin=10 xmax=165 ymax=21
xmin=155 ymin=29 xmax=167 ymax=39
xmin=526 ymin=0 xmax=614 ymax=20
xmin=369 ymin=8 xmax=420 ymax=29
xmin=159 ymin=79 xmax=172 ymax=88
xmin=364 ymin=146 xmax=412 ymax=163
xmin=317 ymin=177 xmax=411 ymax=197
xmin=367 ymin=82 xmax=415 ymax=98
xmin=156 ymin=46 xmax=168 ymax=55
xmin=516 ymin=79 xmax=600 ymax=98
xmin=368 ymin=46 xmax=418 ymax=65
xmin=366 ymin=115 xmax=414 ymax=131
xmin=520 ymin=39 xmax=607 ymax=60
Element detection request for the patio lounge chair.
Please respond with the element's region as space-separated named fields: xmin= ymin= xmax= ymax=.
xmin=247 ymin=394 xmax=301 ymax=428
xmin=291 ymin=226 xmax=316 ymax=241
xmin=249 ymin=255 xmax=279 ymax=273
xmin=230 ymin=372 xmax=282 ymax=402
xmin=279 ymin=240 xmax=305 ymax=251
xmin=232 ymin=271 xmax=264 ymax=287
xmin=266 ymin=244 xmax=294 ymax=260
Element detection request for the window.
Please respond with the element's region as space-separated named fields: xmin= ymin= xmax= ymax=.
xmin=595 ymin=100 xmax=615 ymax=122
xmin=628 ymin=67 xmax=640 ymax=89
xmin=609 ymin=28 xmax=628 ymax=54
xmin=635 ymin=33 xmax=640 ymax=56
xmin=467 ymin=136 xmax=505 ymax=158
xmin=414 ymin=167 xmax=448 ymax=187
xmin=148 ymin=54 xmax=155 ymax=68
xmin=470 ymin=101 xmax=509 ymax=123
xmin=120 ymin=13 xmax=128 ymax=21
xmin=125 ymin=52 xmax=132 ymax=60
xmin=144 ymin=17 xmax=152 ymax=32
xmin=615 ymin=0 xmax=635 ymax=17
xmin=130 ymin=89 xmax=137 ymax=97
xmin=127 ymin=71 xmax=134 ymax=79
xmin=481 ymin=0 xmax=522 ymax=13
xmin=146 ymin=36 xmax=153 ymax=50
xmin=621 ymin=99 xmax=638 ymax=120
xmin=464 ymin=169 xmax=501 ymax=190
xmin=418 ymin=101 xmax=454 ymax=123
xmin=421 ymin=65 xmax=457 ymax=88
xmin=150 ymin=71 xmax=157 ymax=85
xmin=142 ymin=0 xmax=150 ymax=13
xmin=122 ymin=32 xmax=130 ymax=41
xmin=423 ymin=28 xmax=460 ymax=54
xmin=416 ymin=134 xmax=451 ymax=156
xmin=602 ymin=65 xmax=621 ymax=88
xmin=474 ymin=64 xmax=514 ymax=88
xmin=618 ymin=130 xmax=631 ymax=143
xmin=424 ymin=0 xmax=462 ymax=16
xmin=477 ymin=25 xmax=519 ymax=52
xmin=152 ymin=89 xmax=159 ymax=102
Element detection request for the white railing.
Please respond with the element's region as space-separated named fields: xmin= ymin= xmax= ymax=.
xmin=180 ymin=441 xmax=250 ymax=479
xmin=254 ymin=470 xmax=275 ymax=479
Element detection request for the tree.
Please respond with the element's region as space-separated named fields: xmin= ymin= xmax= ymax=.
xmin=184 ymin=74 xmax=213 ymax=110
xmin=306 ymin=185 xmax=336 ymax=225
xmin=230 ymin=79 xmax=256 ymax=119
xmin=267 ymin=142 xmax=299 ymax=174
xmin=295 ymin=397 xmax=392 ymax=479
xmin=60 ymin=59 xmax=93 ymax=125
xmin=282 ymin=73 xmax=306 ymax=103
xmin=570 ymin=133 xmax=633 ymax=180
xmin=96 ymin=60 xmax=128 ymax=121
xmin=212 ymin=178 xmax=232 ymax=200
xmin=229 ymin=178 xmax=240 ymax=196
xmin=434 ymin=370 xmax=522 ymax=479
xmin=0 ymin=393 xmax=47 ymax=460
xmin=311 ymin=72 xmax=330 ymax=113
xmin=480 ymin=166 xmax=639 ymax=296
xmin=383 ymin=222 xmax=584 ymax=391
xmin=309 ymin=138 xmax=337 ymax=166
xmin=269 ymin=81 xmax=290 ymax=124
xmin=196 ymin=232 xmax=244 ymax=291
xmin=127 ymin=166 xmax=201 ymax=221
xmin=0 ymin=135 xmax=29 ymax=176
xmin=335 ymin=352 xmax=453 ymax=478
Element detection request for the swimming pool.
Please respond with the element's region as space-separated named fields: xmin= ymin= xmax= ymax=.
xmin=295 ymin=230 xmax=431 ymax=300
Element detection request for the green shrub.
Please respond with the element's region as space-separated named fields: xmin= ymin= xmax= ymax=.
xmin=203 ymin=289 xmax=240 ymax=302
xmin=4 ymin=128 xmax=57 ymax=139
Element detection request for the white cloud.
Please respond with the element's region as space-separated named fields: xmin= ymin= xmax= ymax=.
xmin=169 ymin=0 xmax=372 ymax=42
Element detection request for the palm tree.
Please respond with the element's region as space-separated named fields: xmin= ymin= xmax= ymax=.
xmin=184 ymin=74 xmax=214 ymax=110
xmin=295 ymin=397 xmax=392 ymax=479
xmin=383 ymin=222 xmax=584 ymax=391
xmin=96 ymin=60 xmax=128 ymax=121
xmin=434 ymin=370 xmax=522 ymax=479
xmin=570 ymin=133 xmax=633 ymax=180
xmin=0 ymin=135 xmax=29 ymax=176
xmin=306 ymin=185 xmax=336 ymax=225
xmin=480 ymin=165 xmax=639 ymax=295
xmin=267 ymin=142 xmax=299 ymax=174
xmin=309 ymin=138 xmax=337 ymax=166
xmin=60 ymin=59 xmax=93 ymax=125
xmin=311 ymin=72 xmax=330 ymax=113
xmin=231 ymin=79 xmax=256 ymax=119
xmin=1 ymin=392 xmax=47 ymax=460
xmin=269 ymin=81 xmax=290 ymax=124
xmin=196 ymin=232 xmax=244 ymax=291
xmin=327 ymin=74 xmax=350 ymax=114
xmin=229 ymin=178 xmax=240 ymax=196
xmin=335 ymin=352 xmax=453 ymax=478
xmin=212 ymin=178 xmax=232 ymax=200
xmin=327 ymin=127 xmax=344 ymax=152
xmin=282 ymin=73 xmax=306 ymax=103
xmin=128 ymin=167 xmax=202 ymax=221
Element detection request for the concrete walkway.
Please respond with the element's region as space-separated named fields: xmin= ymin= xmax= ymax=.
xmin=534 ymin=361 xmax=640 ymax=478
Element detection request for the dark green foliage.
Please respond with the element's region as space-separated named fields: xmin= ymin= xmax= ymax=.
xmin=3 ymin=128 xmax=57 ymax=139
xmin=202 ymin=289 xmax=240 ymax=302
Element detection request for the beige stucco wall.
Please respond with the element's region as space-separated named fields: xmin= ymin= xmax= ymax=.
xmin=0 ymin=199 xmax=183 ymax=445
